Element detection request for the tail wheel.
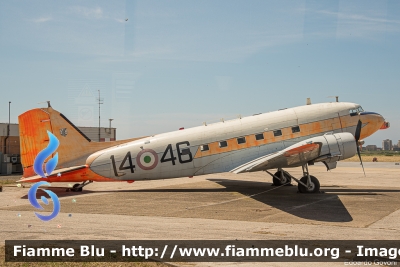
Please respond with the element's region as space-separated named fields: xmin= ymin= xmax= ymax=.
xmin=72 ymin=183 xmax=82 ymax=192
xmin=298 ymin=175 xmax=320 ymax=193
xmin=273 ymin=171 xmax=291 ymax=186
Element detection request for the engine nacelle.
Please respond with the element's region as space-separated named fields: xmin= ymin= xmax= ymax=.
xmin=307 ymin=132 xmax=357 ymax=169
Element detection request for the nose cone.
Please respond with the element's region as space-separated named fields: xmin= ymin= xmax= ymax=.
xmin=359 ymin=112 xmax=386 ymax=139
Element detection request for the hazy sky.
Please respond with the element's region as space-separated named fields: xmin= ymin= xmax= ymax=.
xmin=0 ymin=0 xmax=399 ymax=146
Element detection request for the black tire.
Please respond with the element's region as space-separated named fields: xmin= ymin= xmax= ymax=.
xmin=298 ymin=175 xmax=320 ymax=193
xmin=72 ymin=183 xmax=81 ymax=192
xmin=273 ymin=171 xmax=292 ymax=186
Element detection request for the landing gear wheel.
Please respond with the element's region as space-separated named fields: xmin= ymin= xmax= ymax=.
xmin=298 ymin=176 xmax=320 ymax=193
xmin=72 ymin=183 xmax=82 ymax=192
xmin=273 ymin=171 xmax=292 ymax=186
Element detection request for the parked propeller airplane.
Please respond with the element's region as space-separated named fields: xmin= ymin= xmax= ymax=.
xmin=17 ymin=101 xmax=389 ymax=193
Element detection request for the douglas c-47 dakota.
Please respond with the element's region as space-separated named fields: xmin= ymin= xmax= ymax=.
xmin=17 ymin=100 xmax=389 ymax=194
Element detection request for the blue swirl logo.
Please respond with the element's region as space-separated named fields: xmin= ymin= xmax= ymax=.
xmin=28 ymin=181 xmax=61 ymax=221
xmin=33 ymin=131 xmax=59 ymax=178
xmin=28 ymin=131 xmax=61 ymax=221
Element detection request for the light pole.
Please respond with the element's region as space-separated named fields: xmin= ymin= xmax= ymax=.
xmin=109 ymin=119 xmax=113 ymax=132
xmin=6 ymin=101 xmax=11 ymax=153
xmin=109 ymin=119 xmax=113 ymax=140
xmin=96 ymin=90 xmax=103 ymax=142
xmin=8 ymin=101 xmax=11 ymax=127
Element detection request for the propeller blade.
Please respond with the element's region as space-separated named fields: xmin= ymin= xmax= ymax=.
xmin=355 ymin=119 xmax=365 ymax=176
xmin=355 ymin=119 xmax=362 ymax=142
xmin=357 ymin=145 xmax=366 ymax=176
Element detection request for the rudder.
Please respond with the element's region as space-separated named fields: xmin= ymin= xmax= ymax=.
xmin=19 ymin=106 xmax=92 ymax=177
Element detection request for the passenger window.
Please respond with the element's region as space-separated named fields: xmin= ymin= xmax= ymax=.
xmin=273 ymin=130 xmax=282 ymax=137
xmin=219 ymin=141 xmax=228 ymax=148
xmin=292 ymin=126 xmax=300 ymax=133
xmin=255 ymin=133 xmax=264 ymax=140
xmin=200 ymin=144 xmax=209 ymax=151
xmin=237 ymin=137 xmax=246 ymax=144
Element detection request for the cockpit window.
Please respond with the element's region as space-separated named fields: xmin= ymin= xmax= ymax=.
xmin=349 ymin=106 xmax=364 ymax=116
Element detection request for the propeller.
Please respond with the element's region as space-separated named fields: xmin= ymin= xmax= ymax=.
xmin=355 ymin=119 xmax=366 ymax=176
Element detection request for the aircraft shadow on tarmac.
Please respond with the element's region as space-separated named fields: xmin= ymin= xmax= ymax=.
xmin=207 ymin=179 xmax=355 ymax=223
xmin=206 ymin=179 xmax=400 ymax=222
xmin=21 ymin=179 xmax=400 ymax=223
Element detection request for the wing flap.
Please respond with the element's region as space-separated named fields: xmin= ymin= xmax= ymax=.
xmin=230 ymin=143 xmax=321 ymax=174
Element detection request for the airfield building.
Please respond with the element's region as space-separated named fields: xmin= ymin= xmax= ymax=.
xmin=365 ymin=145 xmax=378 ymax=151
xmin=382 ymin=139 xmax=393 ymax=151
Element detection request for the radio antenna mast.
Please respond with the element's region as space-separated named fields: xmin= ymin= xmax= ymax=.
xmin=97 ymin=90 xmax=104 ymax=142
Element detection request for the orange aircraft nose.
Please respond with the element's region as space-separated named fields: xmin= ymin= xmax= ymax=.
xmin=359 ymin=112 xmax=387 ymax=139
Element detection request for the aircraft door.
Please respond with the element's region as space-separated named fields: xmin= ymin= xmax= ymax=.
xmin=192 ymin=129 xmax=206 ymax=175
xmin=334 ymin=113 xmax=344 ymax=133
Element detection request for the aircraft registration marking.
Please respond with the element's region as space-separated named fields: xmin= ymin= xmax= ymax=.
xmin=108 ymin=141 xmax=193 ymax=175
xmin=110 ymin=152 xmax=135 ymax=176
xmin=160 ymin=142 xmax=193 ymax=166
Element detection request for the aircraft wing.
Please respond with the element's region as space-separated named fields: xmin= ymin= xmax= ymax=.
xmin=230 ymin=142 xmax=322 ymax=174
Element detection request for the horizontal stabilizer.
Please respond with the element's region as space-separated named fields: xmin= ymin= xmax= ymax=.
xmin=17 ymin=165 xmax=87 ymax=183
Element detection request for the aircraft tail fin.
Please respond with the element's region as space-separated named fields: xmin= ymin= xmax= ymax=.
xmin=19 ymin=105 xmax=145 ymax=178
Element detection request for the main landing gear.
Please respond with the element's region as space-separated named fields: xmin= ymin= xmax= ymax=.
xmin=272 ymin=168 xmax=292 ymax=186
xmin=267 ymin=165 xmax=321 ymax=193
xmin=68 ymin=180 xmax=93 ymax=192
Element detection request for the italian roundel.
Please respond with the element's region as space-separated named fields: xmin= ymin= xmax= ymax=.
xmin=136 ymin=149 xmax=159 ymax=170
